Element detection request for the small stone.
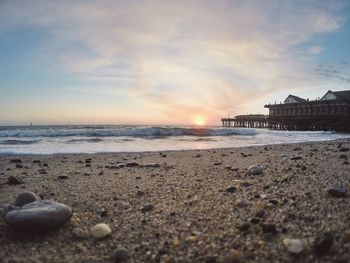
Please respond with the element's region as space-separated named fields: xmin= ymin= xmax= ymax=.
xmin=7 ymin=176 xmax=24 ymax=185
xmin=342 ymin=232 xmax=350 ymax=243
xmin=143 ymin=163 xmax=160 ymax=168
xmin=141 ymin=204 xmax=154 ymax=213
xmin=111 ymin=247 xmax=130 ymax=263
xmin=91 ymin=223 xmax=112 ymax=239
xmin=33 ymin=160 xmax=41 ymax=164
xmin=58 ymin=174 xmax=69 ymax=180
xmin=214 ymin=161 xmax=222 ymax=165
xmin=125 ymin=162 xmax=140 ymax=167
xmin=136 ymin=190 xmax=145 ymax=196
xmin=314 ymin=232 xmax=333 ymax=255
xmin=85 ymin=158 xmax=92 ymax=163
xmin=72 ymin=227 xmax=89 ymax=239
xmin=225 ymin=165 xmax=232 ymax=170
xmin=221 ymin=249 xmax=243 ymax=263
xmin=237 ymin=223 xmax=250 ymax=231
xmin=10 ymin=159 xmax=22 ymax=163
xmin=100 ymin=209 xmax=108 ymax=217
xmin=248 ymin=164 xmax=263 ymax=175
xmin=226 ymin=186 xmax=237 ymax=193
xmin=343 ymin=160 xmax=349 ymax=165
xmin=339 ymin=147 xmax=349 ymax=152
xmin=250 ymin=218 xmax=260 ymax=224
xmin=269 ymin=199 xmax=279 ymax=205
xmin=261 ymin=223 xmax=278 ymax=234
xmin=339 ymin=154 xmax=348 ymax=159
xmin=15 ymin=192 xmax=39 ymax=207
xmin=327 ymin=187 xmax=347 ymax=198
xmin=283 ymin=238 xmax=304 ymax=254
xmin=291 ymin=156 xmax=302 ymax=160
xmin=6 ymin=200 xmax=72 ymax=231
xmin=16 ymin=164 xmax=23 ymax=169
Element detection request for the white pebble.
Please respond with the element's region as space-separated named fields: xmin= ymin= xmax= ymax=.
xmin=91 ymin=223 xmax=112 ymax=239
xmin=283 ymin=238 xmax=304 ymax=254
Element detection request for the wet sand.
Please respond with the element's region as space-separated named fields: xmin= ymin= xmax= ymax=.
xmin=0 ymin=139 xmax=350 ymax=263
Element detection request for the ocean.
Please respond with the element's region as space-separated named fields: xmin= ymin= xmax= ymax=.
xmin=0 ymin=125 xmax=350 ymax=155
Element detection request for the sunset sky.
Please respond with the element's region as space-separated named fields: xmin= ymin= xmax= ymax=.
xmin=0 ymin=0 xmax=349 ymax=126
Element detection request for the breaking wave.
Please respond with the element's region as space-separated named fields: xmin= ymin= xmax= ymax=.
xmin=0 ymin=126 xmax=257 ymax=138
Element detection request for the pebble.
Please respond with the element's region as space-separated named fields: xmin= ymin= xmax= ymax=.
xmin=314 ymin=232 xmax=333 ymax=255
xmin=72 ymin=227 xmax=89 ymax=239
xmin=125 ymin=162 xmax=140 ymax=167
xmin=237 ymin=223 xmax=250 ymax=231
xmin=143 ymin=163 xmax=160 ymax=168
xmin=248 ymin=164 xmax=263 ymax=175
xmin=111 ymin=247 xmax=130 ymax=262
xmin=221 ymin=249 xmax=243 ymax=263
xmin=261 ymin=223 xmax=278 ymax=234
xmin=90 ymin=223 xmax=112 ymax=239
xmin=141 ymin=204 xmax=154 ymax=213
xmin=6 ymin=200 xmax=72 ymax=231
xmin=58 ymin=174 xmax=69 ymax=180
xmin=339 ymin=147 xmax=349 ymax=152
xmin=339 ymin=154 xmax=347 ymax=159
xmin=7 ymin=176 xmax=24 ymax=185
xmin=291 ymin=156 xmax=302 ymax=160
xmin=10 ymin=159 xmax=22 ymax=163
xmin=16 ymin=164 xmax=24 ymax=168
xmin=327 ymin=187 xmax=347 ymax=197
xmin=283 ymin=238 xmax=304 ymax=254
xmin=15 ymin=192 xmax=39 ymax=207
xmin=342 ymin=232 xmax=350 ymax=243
xmin=226 ymin=186 xmax=237 ymax=193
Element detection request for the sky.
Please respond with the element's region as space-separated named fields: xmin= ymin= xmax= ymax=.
xmin=0 ymin=0 xmax=350 ymax=126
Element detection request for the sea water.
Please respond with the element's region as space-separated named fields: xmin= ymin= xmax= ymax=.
xmin=0 ymin=125 xmax=349 ymax=155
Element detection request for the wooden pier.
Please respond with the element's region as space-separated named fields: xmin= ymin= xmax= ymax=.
xmin=221 ymin=114 xmax=269 ymax=128
xmin=222 ymin=90 xmax=350 ymax=132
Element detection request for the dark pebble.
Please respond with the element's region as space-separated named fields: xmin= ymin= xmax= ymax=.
xmin=226 ymin=186 xmax=237 ymax=193
xmin=58 ymin=174 xmax=69 ymax=180
xmin=7 ymin=176 xmax=24 ymax=185
xmin=261 ymin=223 xmax=278 ymax=234
xmin=237 ymin=223 xmax=251 ymax=231
xmin=250 ymin=218 xmax=260 ymax=224
xmin=15 ymin=192 xmax=39 ymax=207
xmin=291 ymin=156 xmax=302 ymax=160
xmin=327 ymin=187 xmax=347 ymax=198
xmin=33 ymin=160 xmax=41 ymax=164
xmin=339 ymin=147 xmax=349 ymax=152
xmin=16 ymin=164 xmax=23 ymax=169
xmin=111 ymin=247 xmax=130 ymax=263
xmin=136 ymin=190 xmax=145 ymax=196
xmin=126 ymin=162 xmax=140 ymax=167
xmin=339 ymin=154 xmax=348 ymax=159
xmin=314 ymin=232 xmax=333 ymax=255
xmin=269 ymin=199 xmax=279 ymax=205
xmin=6 ymin=200 xmax=72 ymax=231
xmin=10 ymin=159 xmax=22 ymax=163
xmin=141 ymin=204 xmax=154 ymax=213
xmin=100 ymin=209 xmax=108 ymax=217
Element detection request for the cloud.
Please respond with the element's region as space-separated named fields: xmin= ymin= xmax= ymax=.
xmin=0 ymin=0 xmax=347 ymax=123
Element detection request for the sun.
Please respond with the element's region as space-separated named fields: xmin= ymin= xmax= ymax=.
xmin=193 ymin=115 xmax=207 ymax=126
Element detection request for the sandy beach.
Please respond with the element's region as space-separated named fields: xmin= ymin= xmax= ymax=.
xmin=1 ymin=139 xmax=349 ymax=263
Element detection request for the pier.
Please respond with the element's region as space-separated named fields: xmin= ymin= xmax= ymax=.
xmin=222 ymin=90 xmax=350 ymax=132
xmin=221 ymin=114 xmax=269 ymax=128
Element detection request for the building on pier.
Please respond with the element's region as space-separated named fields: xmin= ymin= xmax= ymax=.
xmin=265 ymin=90 xmax=350 ymax=131
xmin=222 ymin=90 xmax=350 ymax=132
